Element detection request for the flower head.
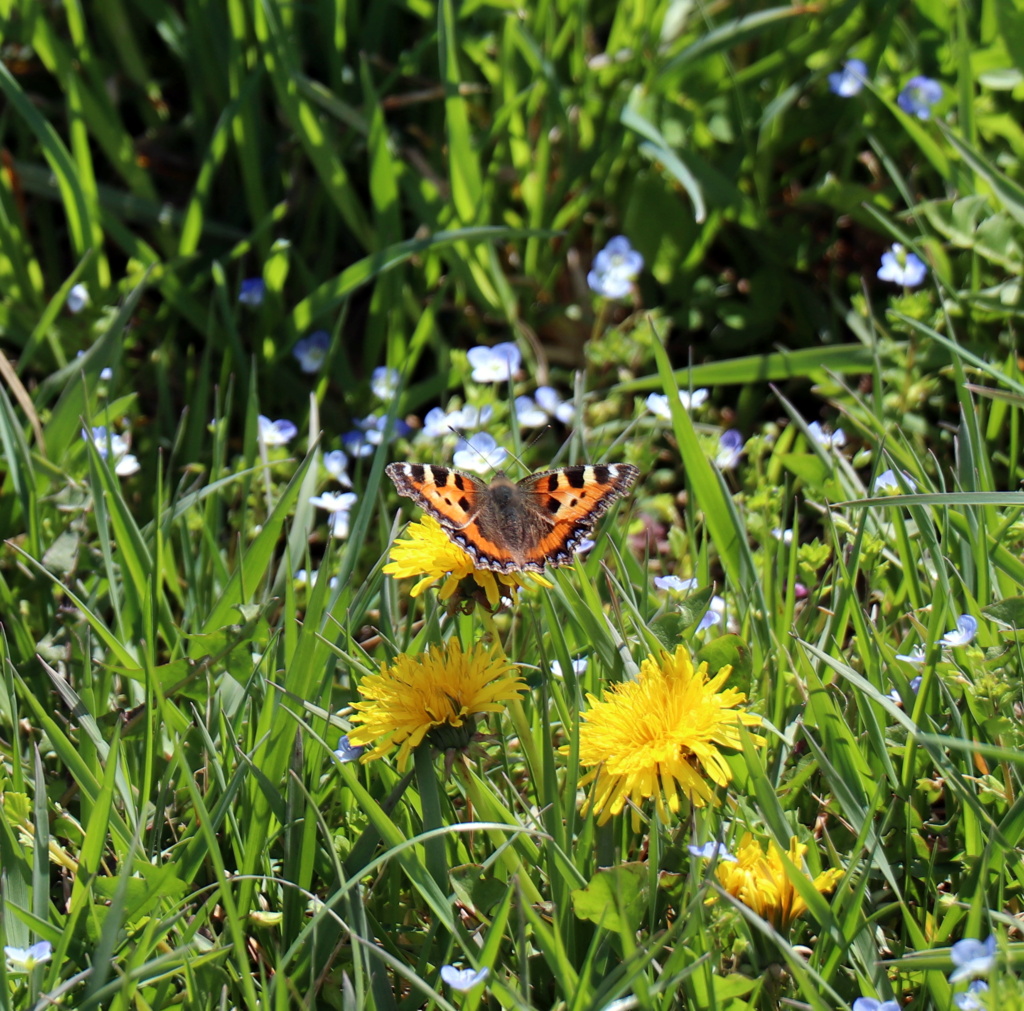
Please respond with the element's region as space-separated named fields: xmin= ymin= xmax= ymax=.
xmin=852 ymin=999 xmax=900 ymax=1011
xmin=654 ymin=575 xmax=699 ymax=594
xmin=238 ymin=278 xmax=266 ymax=306
xmin=310 ymin=491 xmax=358 ymax=539
xmin=440 ymin=965 xmax=489 ymax=992
xmin=258 ymin=415 xmax=298 ymax=447
xmin=949 ymin=935 xmax=996 ymax=983
xmin=716 ymin=430 xmax=744 ymax=470
xmin=573 ymin=646 xmax=762 ymax=826
xmin=689 ymin=841 xmax=737 ymax=863
xmin=4 ymin=941 xmax=53 ymax=973
xmin=467 ymin=342 xmax=521 ymax=383
xmin=453 ymin=432 xmax=508 ymax=473
xmin=67 ymin=283 xmax=90 ymax=314
xmin=516 ymin=386 xmax=575 ymax=427
xmin=551 ymin=657 xmax=589 ymax=679
xmin=323 ymin=449 xmax=351 ymax=487
xmin=343 ymin=414 xmax=411 ymax=457
xmin=588 ymin=236 xmax=644 ymax=298
xmin=333 ymin=734 xmax=364 ymax=763
xmin=898 ymin=75 xmax=942 ymax=119
xmin=829 ymin=58 xmax=868 ymax=97
xmin=371 ymin=366 xmax=401 ymax=400
xmin=292 ymin=331 xmax=330 ymax=373
xmin=383 ymin=516 xmax=545 ymax=608
xmin=939 ymin=614 xmax=977 ymax=648
xmin=874 ymin=467 xmax=917 ymax=493
xmin=954 ymin=980 xmax=989 ymax=1010
xmin=347 ymin=640 xmax=527 ymax=769
xmin=715 ymin=833 xmax=843 ymax=931
xmin=877 ymin=243 xmax=927 ymax=287
xmin=808 ymin=421 xmax=846 ymax=450
xmin=81 ymin=425 xmax=140 ymax=477
xmin=647 ymin=389 xmax=709 ymax=419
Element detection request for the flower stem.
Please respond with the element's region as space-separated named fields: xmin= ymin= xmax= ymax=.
xmin=413 ymin=742 xmax=448 ymax=893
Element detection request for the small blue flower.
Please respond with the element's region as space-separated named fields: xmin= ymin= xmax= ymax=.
xmin=874 ymin=468 xmax=917 ymax=493
xmin=342 ymin=415 xmax=410 ymax=457
xmin=440 ymin=965 xmax=489 ymax=992
xmin=371 ymin=366 xmax=401 ymax=400
xmin=310 ymin=491 xmax=358 ymax=540
xmin=516 ymin=387 xmax=574 ymax=428
xmin=333 ymin=734 xmax=364 ymax=763
xmin=67 ymin=283 xmax=90 ymax=314
xmin=467 ymin=342 xmax=521 ymax=383
xmin=420 ymin=404 xmax=493 ymax=439
xmin=954 ymin=980 xmax=990 ymax=1010
xmin=688 ymin=841 xmax=737 ymax=863
xmin=897 ymin=75 xmax=942 ymax=119
xmin=258 ymin=415 xmax=298 ymax=447
xmin=238 ymin=278 xmax=266 ymax=307
xmin=939 ymin=614 xmax=978 ymax=649
xmin=551 ymin=657 xmax=589 ymax=678
xmin=895 ymin=645 xmax=926 ymax=666
xmin=453 ymin=432 xmax=508 ymax=474
xmin=949 ymin=935 xmax=996 ymax=983
xmin=4 ymin=941 xmax=53 ymax=973
xmin=716 ymin=430 xmax=744 ymax=470
xmin=877 ymin=243 xmax=927 ymax=287
xmin=852 ymin=998 xmax=900 ymax=1011
xmin=293 ymin=331 xmax=331 ymax=374
xmin=588 ymin=236 xmax=644 ymax=298
xmin=646 ymin=389 xmax=709 ymax=419
xmin=323 ymin=449 xmax=351 ymax=487
xmin=888 ymin=674 xmax=923 ymax=703
xmin=81 ymin=426 xmax=140 ymax=476
xmin=829 ymin=58 xmax=868 ymax=97
xmin=654 ymin=575 xmax=698 ymax=593
xmin=697 ymin=610 xmax=721 ymax=633
xmin=808 ymin=421 xmax=846 ymax=450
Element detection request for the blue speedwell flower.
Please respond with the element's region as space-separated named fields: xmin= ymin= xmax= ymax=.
xmin=688 ymin=841 xmax=738 ymax=863
xmin=323 ymin=449 xmax=351 ymax=487
xmin=293 ymin=331 xmax=330 ymax=373
xmin=877 ymin=243 xmax=927 ymax=287
xmin=646 ymin=389 xmax=709 ymax=418
xmin=808 ymin=421 xmax=846 ymax=450
xmin=829 ymin=58 xmax=868 ymax=97
xmin=588 ymin=235 xmax=644 ymax=298
xmin=551 ymin=657 xmax=589 ymax=678
xmin=4 ymin=941 xmax=53 ymax=973
xmin=467 ymin=342 xmax=521 ymax=383
xmin=654 ymin=575 xmax=699 ymax=594
xmin=874 ymin=467 xmax=918 ymax=493
xmin=238 ymin=278 xmax=266 ymax=307
xmin=939 ymin=614 xmax=978 ymax=648
xmin=258 ymin=415 xmax=298 ymax=447
xmin=440 ymin=965 xmax=489 ymax=992
xmin=310 ymin=491 xmax=358 ymax=539
xmin=852 ymin=998 xmax=900 ymax=1011
xmin=67 ymin=283 xmax=90 ymax=314
xmin=333 ymin=734 xmax=364 ymax=763
xmin=954 ymin=980 xmax=989 ymax=1010
xmin=371 ymin=366 xmax=401 ymax=400
xmin=452 ymin=432 xmax=508 ymax=473
xmin=515 ymin=386 xmax=574 ymax=427
xmin=898 ymin=75 xmax=942 ymax=119
xmin=949 ymin=935 xmax=996 ymax=983
xmin=716 ymin=430 xmax=744 ymax=470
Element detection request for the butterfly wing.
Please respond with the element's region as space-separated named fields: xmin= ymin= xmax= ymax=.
xmin=385 ymin=463 xmax=484 ymax=531
xmin=514 ymin=463 xmax=640 ymax=568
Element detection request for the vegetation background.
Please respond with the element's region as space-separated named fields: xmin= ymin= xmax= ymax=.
xmin=2 ymin=0 xmax=1024 ymax=1008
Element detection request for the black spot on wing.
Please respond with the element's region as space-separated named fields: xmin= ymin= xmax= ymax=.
xmin=547 ymin=473 xmax=560 ymax=492
xmin=453 ymin=473 xmax=465 ymax=491
xmin=409 ymin=464 xmax=425 ymax=484
xmin=593 ymin=464 xmax=610 ymax=485
xmin=566 ymin=469 xmax=586 ymax=489
xmin=458 ymin=496 xmax=471 ymax=513
xmin=546 ymin=497 xmax=561 ymax=514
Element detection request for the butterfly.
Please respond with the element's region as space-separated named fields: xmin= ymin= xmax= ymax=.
xmin=385 ymin=462 xmax=640 ymax=573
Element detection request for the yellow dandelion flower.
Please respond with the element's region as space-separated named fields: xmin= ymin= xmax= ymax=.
xmin=572 ymin=645 xmax=762 ymax=826
xmin=382 ymin=516 xmax=550 ymax=608
xmin=715 ymin=833 xmax=843 ymax=931
xmin=347 ymin=639 xmax=527 ymax=770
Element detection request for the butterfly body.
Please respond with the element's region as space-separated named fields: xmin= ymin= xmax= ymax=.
xmin=386 ymin=462 xmax=639 ymax=573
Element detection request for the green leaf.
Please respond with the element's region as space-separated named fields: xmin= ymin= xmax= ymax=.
xmin=572 ymin=863 xmax=647 ymax=933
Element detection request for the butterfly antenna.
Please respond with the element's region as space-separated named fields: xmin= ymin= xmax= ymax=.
xmin=448 ymin=425 xmax=538 ymax=476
